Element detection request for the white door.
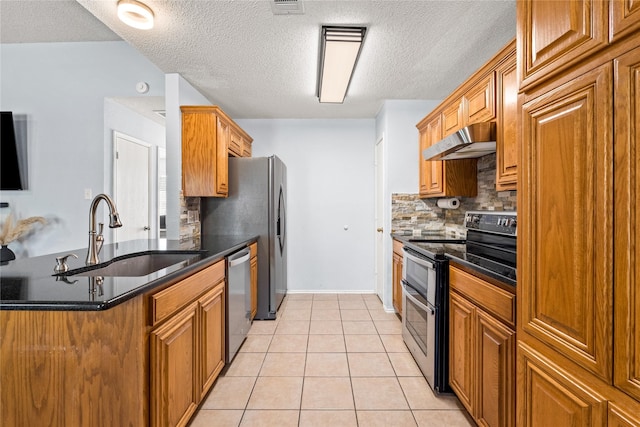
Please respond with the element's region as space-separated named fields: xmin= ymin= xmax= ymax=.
xmin=114 ymin=131 xmax=151 ymax=242
xmin=375 ymin=136 xmax=385 ymax=300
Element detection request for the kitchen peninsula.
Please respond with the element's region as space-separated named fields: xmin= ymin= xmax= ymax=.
xmin=0 ymin=235 xmax=257 ymax=426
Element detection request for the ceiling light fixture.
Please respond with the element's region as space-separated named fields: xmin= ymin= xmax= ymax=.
xmin=117 ymin=0 xmax=154 ymax=30
xmin=317 ymin=26 xmax=366 ymax=104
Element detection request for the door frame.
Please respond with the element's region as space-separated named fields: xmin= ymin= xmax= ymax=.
xmin=374 ymin=135 xmax=385 ymax=302
xmin=112 ymin=130 xmax=153 ymax=242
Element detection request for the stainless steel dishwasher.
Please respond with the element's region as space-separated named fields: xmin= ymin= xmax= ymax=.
xmin=226 ymin=247 xmax=251 ymax=363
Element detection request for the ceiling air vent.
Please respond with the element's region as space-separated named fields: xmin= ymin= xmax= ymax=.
xmin=271 ymin=0 xmax=304 ymax=15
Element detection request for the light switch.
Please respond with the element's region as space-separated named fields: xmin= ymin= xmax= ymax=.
xmin=84 ymin=188 xmax=92 ymax=200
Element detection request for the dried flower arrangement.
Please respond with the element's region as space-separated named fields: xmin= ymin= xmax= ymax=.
xmin=0 ymin=214 xmax=47 ymax=246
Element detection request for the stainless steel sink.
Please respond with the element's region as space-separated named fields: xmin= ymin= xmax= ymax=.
xmin=60 ymin=251 xmax=205 ymax=277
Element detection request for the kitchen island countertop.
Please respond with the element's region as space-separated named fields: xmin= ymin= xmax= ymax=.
xmin=0 ymin=235 xmax=257 ymax=311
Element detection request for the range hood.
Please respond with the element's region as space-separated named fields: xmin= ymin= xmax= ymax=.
xmin=422 ymin=122 xmax=496 ymax=161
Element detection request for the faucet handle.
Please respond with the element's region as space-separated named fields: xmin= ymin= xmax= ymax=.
xmin=97 ymin=222 xmax=104 ymax=237
xmin=54 ymin=253 xmax=78 ymax=273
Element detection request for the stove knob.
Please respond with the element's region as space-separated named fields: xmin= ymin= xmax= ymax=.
xmin=509 ymin=218 xmax=517 ymax=228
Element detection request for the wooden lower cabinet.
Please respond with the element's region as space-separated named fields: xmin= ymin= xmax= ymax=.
xmin=250 ymin=242 xmax=258 ymax=320
xmin=0 ymin=297 xmax=147 ymax=427
xmin=392 ymin=239 xmax=403 ymax=316
xmin=150 ymin=263 xmax=226 ymax=427
xmin=198 ymin=284 xmax=225 ymax=400
xmin=151 ymin=302 xmax=199 ymax=427
xmin=517 ymin=343 xmax=608 ymax=427
xmin=449 ymin=291 xmax=476 ymax=413
xmin=449 ymin=267 xmax=515 ymax=427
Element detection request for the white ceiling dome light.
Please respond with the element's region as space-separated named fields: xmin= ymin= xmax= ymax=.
xmin=117 ymin=0 xmax=154 ymax=30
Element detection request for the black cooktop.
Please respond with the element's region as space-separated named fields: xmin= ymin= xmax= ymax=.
xmin=395 ymin=234 xmax=516 ymax=287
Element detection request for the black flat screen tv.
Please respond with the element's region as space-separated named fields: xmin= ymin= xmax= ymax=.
xmin=1 ymin=111 xmax=23 ymax=190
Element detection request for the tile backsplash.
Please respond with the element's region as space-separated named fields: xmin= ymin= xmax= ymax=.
xmin=180 ymin=192 xmax=201 ymax=249
xmin=392 ymin=154 xmax=517 ymax=238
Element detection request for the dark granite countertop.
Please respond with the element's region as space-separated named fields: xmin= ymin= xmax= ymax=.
xmin=0 ymin=235 xmax=257 ymax=311
xmin=392 ymin=234 xmax=516 ymax=288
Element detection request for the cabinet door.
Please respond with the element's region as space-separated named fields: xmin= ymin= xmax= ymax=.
xmin=495 ymin=55 xmax=518 ymax=191
xmin=520 ymin=62 xmax=613 ymax=382
xmin=242 ymin=138 xmax=252 ymax=157
xmin=426 ymin=116 xmax=444 ymax=195
xmin=392 ymin=252 xmax=403 ymax=316
xmin=449 ymin=291 xmax=475 ymax=414
xmin=476 ymin=309 xmax=515 ymax=427
xmin=608 ymin=403 xmax=640 ymax=427
xmin=182 ymin=111 xmax=217 ymax=197
xmin=517 ymin=0 xmax=608 ymax=89
xmin=610 ymin=0 xmax=640 ymax=43
xmin=419 ymin=116 xmax=444 ymax=197
xmin=613 ymin=46 xmax=640 ymax=401
xmin=198 ymin=282 xmax=225 ymax=401
xmin=229 ymin=129 xmax=242 ymax=157
xmin=442 ymin=101 xmax=463 ymax=137
xmin=216 ymin=118 xmax=230 ymax=196
xmin=517 ymin=343 xmax=608 ymax=427
xmin=250 ymin=255 xmax=258 ymax=320
xmin=464 ymin=73 xmax=496 ymax=125
xmin=151 ymin=302 xmax=198 ymax=427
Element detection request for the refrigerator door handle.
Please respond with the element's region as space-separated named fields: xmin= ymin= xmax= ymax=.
xmin=277 ymin=185 xmax=286 ymax=253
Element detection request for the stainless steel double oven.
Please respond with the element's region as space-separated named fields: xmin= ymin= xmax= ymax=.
xmin=401 ymin=241 xmax=457 ymax=394
xmin=400 ymin=211 xmax=517 ymax=394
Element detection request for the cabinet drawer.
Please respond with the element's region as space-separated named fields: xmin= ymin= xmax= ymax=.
xmin=249 ymin=242 xmax=258 ymax=258
xmin=151 ymin=260 xmax=225 ymax=326
xmin=393 ymin=239 xmax=404 ymax=255
xmin=449 ymin=266 xmax=515 ymax=327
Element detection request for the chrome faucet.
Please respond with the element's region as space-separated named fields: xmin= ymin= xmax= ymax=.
xmin=86 ymin=194 xmax=122 ymax=265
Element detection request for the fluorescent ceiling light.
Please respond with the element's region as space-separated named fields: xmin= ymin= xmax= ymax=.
xmin=317 ymin=26 xmax=366 ymax=104
xmin=117 ymin=0 xmax=154 ymax=30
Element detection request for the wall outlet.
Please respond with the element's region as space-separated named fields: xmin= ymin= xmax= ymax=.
xmin=187 ymin=210 xmax=199 ymax=224
xmin=84 ymin=188 xmax=92 ymax=200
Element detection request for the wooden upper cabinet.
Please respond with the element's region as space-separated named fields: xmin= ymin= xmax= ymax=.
xmin=463 ymin=73 xmax=496 ymax=125
xmin=610 ymin=0 xmax=640 ymax=43
xmin=229 ymin=128 xmax=253 ymax=158
xmin=418 ymin=114 xmax=477 ymax=198
xmin=517 ymin=0 xmax=609 ymax=89
xmin=215 ymin=117 xmax=230 ymax=196
xmin=613 ymin=45 xmax=640 ymax=402
xmin=182 ymin=107 xmax=222 ymax=197
xmin=181 ymin=106 xmax=252 ymax=197
xmin=496 ymin=51 xmax=518 ymax=191
xmin=442 ymin=101 xmax=463 ymax=137
xmin=519 ymin=62 xmax=613 ymax=382
xmin=229 ymin=129 xmax=243 ymax=157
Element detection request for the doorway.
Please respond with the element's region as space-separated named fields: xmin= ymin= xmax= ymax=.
xmin=375 ymin=136 xmax=385 ymax=301
xmin=113 ymin=131 xmax=151 ymax=242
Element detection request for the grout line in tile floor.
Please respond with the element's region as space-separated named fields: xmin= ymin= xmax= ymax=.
xmin=189 ymin=293 xmax=474 ymax=427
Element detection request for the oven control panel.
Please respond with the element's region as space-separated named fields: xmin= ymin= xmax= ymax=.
xmin=464 ymin=211 xmax=517 ymax=236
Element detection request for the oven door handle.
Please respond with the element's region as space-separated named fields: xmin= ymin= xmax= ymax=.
xmin=402 ymin=248 xmax=435 ymax=270
xmin=402 ymin=280 xmax=435 ymax=314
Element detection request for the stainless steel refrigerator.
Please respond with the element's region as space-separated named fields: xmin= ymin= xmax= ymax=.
xmin=201 ymin=155 xmax=287 ymax=320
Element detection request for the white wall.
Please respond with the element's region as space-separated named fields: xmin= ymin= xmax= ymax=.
xmin=164 ymin=73 xmax=212 ymax=240
xmin=375 ymin=100 xmax=439 ymax=309
xmin=236 ymin=119 xmax=376 ymax=293
xmin=0 ymin=41 xmax=165 ymax=258
xmin=103 ymin=98 xmax=166 ymax=241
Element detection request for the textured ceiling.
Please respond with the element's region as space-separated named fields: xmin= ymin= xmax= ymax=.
xmin=2 ymin=0 xmax=516 ymax=119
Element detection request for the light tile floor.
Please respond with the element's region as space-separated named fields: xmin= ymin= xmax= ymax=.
xmin=190 ymin=293 xmax=474 ymax=427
